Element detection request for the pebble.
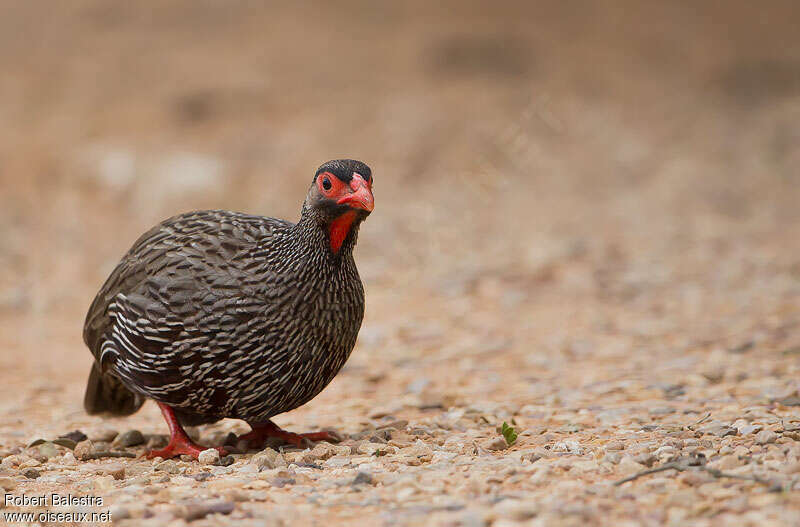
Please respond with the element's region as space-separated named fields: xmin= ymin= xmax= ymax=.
xmin=109 ymin=506 xmax=131 ymax=520
xmin=715 ymin=454 xmax=742 ymax=470
xmin=37 ymin=442 xmax=59 ymax=459
xmin=93 ymin=475 xmax=115 ymax=491
xmin=698 ymin=423 xmax=737 ymax=438
xmin=74 ymin=440 xmax=95 ymax=461
xmin=352 ymin=471 xmax=374 ymax=485
xmin=59 ymin=430 xmax=88 ymax=443
xmin=633 ymin=453 xmax=656 ymax=467
xmin=155 ymin=460 xmax=180 ymax=474
xmin=618 ymin=456 xmax=646 ymax=475
xmin=182 ymin=501 xmax=235 ymax=521
xmin=198 ymin=448 xmax=221 ymax=465
xmin=756 ymin=430 xmax=778 ymax=445
xmin=483 ymin=437 xmax=508 ymax=451
xmin=0 ymin=477 xmax=16 ymax=490
xmin=91 ymin=429 xmax=119 ymax=442
xmin=104 ymin=464 xmax=126 ymax=480
xmin=21 ymin=468 xmax=40 ymax=479
xmin=114 ymin=430 xmax=145 ymax=447
xmin=357 ymin=442 xmax=389 ymax=455
xmin=738 ymin=424 xmax=763 ymax=435
xmin=605 ymin=441 xmax=625 ymax=451
xmin=553 ymin=440 xmax=583 ymax=455
xmin=252 ymin=448 xmax=287 ymax=469
xmin=52 ymin=438 xmax=77 ymax=449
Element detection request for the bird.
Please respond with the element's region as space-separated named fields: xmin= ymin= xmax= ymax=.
xmin=82 ymin=159 xmax=374 ymax=460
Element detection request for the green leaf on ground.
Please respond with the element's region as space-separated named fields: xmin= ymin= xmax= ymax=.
xmin=501 ymin=422 xmax=518 ymax=446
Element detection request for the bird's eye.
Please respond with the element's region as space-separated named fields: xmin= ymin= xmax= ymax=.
xmin=322 ymin=177 xmax=332 ymax=191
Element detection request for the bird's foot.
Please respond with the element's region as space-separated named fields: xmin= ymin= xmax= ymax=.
xmin=145 ymin=439 xmax=227 ymax=460
xmin=239 ymin=421 xmax=342 ymax=449
xmin=144 ymin=402 xmax=228 ymax=460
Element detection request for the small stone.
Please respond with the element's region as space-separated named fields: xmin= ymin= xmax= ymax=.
xmin=0 ymin=477 xmax=16 ymax=490
xmin=680 ymin=471 xmax=714 ymax=486
xmin=483 ymin=437 xmax=508 ymax=451
xmin=738 ymin=424 xmax=763 ymax=435
xmin=618 ymin=456 xmax=646 ymax=475
xmin=782 ymin=461 xmax=800 ymax=474
xmin=701 ymin=367 xmax=725 ymax=383
xmin=649 ymin=407 xmax=676 ymax=416
xmin=381 ymin=420 xmax=409 ymax=430
xmin=52 ymin=438 xmax=77 ymax=450
xmin=716 ymin=455 xmax=742 ymax=470
xmin=155 ymin=460 xmax=179 ymax=473
xmin=698 ymin=423 xmax=737 ymax=438
xmin=775 ymin=396 xmax=800 ymax=407
xmin=305 ymin=442 xmax=339 ymax=461
xmin=633 ymin=453 xmax=656 ymax=467
xmin=357 ymin=442 xmax=387 ymax=455
xmin=251 ymin=448 xmax=287 ymax=469
xmin=272 ymin=477 xmax=295 ymax=487
xmin=94 ymin=475 xmax=115 ymax=491
xmin=104 ymin=464 xmax=126 ymax=480
xmin=402 ymin=441 xmax=434 ymax=461
xmin=755 ymin=430 xmax=778 ymax=445
xmin=37 ymin=442 xmax=59 ymax=459
xmin=182 ymin=501 xmax=235 ymax=521
xmin=352 ymin=471 xmax=374 ymax=485
xmin=604 ymin=441 xmax=625 ymax=451
xmin=74 ymin=440 xmax=95 ymax=461
xmin=146 ymin=435 xmax=168 ymax=449
xmin=553 ymin=440 xmax=583 ymax=455
xmin=114 ymin=430 xmax=145 ymax=447
xmin=198 ymin=448 xmax=220 ymax=465
xmin=59 ymin=430 xmax=88 ymax=443
xmin=22 ymin=468 xmax=40 ymax=479
xmin=19 ymin=458 xmax=40 ymax=468
xmin=91 ymin=429 xmax=119 ymax=442
xmin=109 ymin=506 xmax=131 ymax=520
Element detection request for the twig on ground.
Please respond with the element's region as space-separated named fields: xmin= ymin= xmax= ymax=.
xmin=686 ymin=412 xmax=712 ymax=430
xmin=614 ymin=456 xmax=776 ymax=488
xmin=614 ymin=461 xmax=684 ymax=486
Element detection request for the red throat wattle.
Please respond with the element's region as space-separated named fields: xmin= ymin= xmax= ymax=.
xmin=329 ymin=210 xmax=357 ymax=253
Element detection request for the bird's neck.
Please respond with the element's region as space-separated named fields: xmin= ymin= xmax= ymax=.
xmin=296 ymin=207 xmax=361 ymax=259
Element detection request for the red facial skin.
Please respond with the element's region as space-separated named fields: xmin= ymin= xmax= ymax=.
xmin=317 ymin=172 xmax=373 ymax=253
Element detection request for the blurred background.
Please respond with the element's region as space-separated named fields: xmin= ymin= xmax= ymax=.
xmin=0 ymin=0 xmax=798 ymax=450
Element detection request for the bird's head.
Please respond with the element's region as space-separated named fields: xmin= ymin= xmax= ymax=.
xmin=303 ymin=159 xmax=374 ymax=254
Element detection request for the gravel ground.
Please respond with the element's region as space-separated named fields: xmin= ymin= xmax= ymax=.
xmin=1 ymin=2 xmax=799 ymax=526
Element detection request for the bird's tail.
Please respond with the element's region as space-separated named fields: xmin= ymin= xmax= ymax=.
xmin=83 ymin=362 xmax=144 ymax=416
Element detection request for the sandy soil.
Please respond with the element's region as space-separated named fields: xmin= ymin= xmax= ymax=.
xmin=0 ymin=1 xmax=799 ymax=525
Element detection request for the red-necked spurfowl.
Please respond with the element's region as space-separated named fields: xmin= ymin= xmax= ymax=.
xmin=83 ymin=159 xmax=374 ymax=459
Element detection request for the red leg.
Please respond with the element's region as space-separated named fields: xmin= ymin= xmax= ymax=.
xmin=238 ymin=420 xmax=341 ymax=449
xmin=144 ymin=403 xmax=227 ymax=460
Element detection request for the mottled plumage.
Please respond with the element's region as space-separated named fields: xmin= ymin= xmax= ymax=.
xmin=82 ymin=160 xmax=373 ymax=455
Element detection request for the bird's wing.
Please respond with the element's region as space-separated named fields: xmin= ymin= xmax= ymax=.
xmin=83 ymin=210 xmax=289 ymax=360
xmin=83 ymin=210 xmax=296 ymax=409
